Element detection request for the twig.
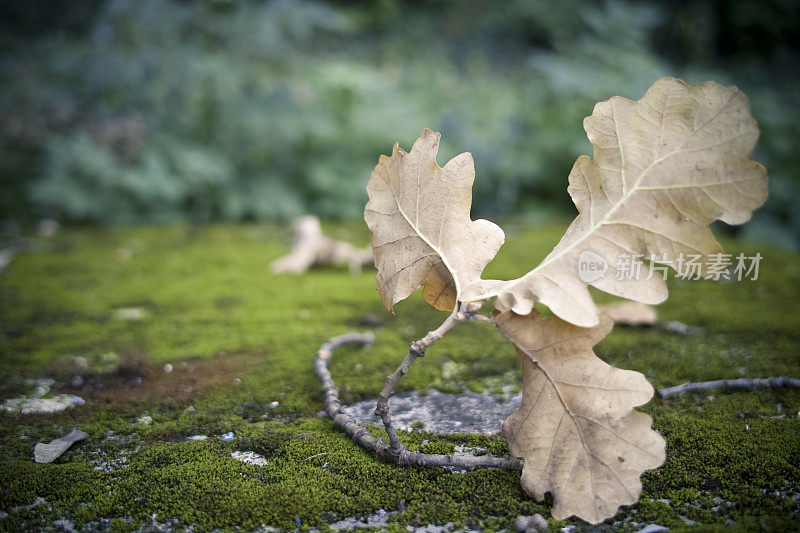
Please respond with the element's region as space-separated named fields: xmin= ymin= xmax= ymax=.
xmin=375 ymin=307 xmax=467 ymax=450
xmin=306 ymin=452 xmax=331 ymax=460
xmin=658 ymin=376 xmax=800 ymax=398
xmin=314 ymin=330 xmax=522 ymax=471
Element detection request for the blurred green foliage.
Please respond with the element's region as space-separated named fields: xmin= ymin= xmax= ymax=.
xmin=0 ymin=0 xmax=798 ymax=246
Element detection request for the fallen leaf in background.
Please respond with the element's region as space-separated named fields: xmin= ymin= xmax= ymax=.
xmin=599 ymin=301 xmax=658 ymax=326
xmin=34 ymin=429 xmax=88 ymax=463
xmin=271 ymin=216 xmax=373 ymax=275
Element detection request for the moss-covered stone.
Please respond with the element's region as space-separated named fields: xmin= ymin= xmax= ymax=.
xmin=1 ymin=223 xmax=798 ymax=530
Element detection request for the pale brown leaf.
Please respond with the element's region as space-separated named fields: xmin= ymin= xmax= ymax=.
xmin=481 ymin=78 xmax=767 ymax=326
xmin=365 ymin=129 xmax=505 ymax=311
xmin=494 ymin=310 xmax=666 ymax=523
xmin=599 ymin=301 xmax=658 ymax=326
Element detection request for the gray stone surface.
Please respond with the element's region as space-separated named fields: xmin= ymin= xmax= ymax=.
xmin=342 ymin=389 xmax=521 ymax=434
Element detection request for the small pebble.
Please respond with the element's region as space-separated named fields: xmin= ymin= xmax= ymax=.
xmin=637 ymin=525 xmax=669 ymax=533
xmin=515 ymin=513 xmax=548 ymax=533
xmin=231 ymin=451 xmax=268 ymax=466
xmin=529 ymin=514 xmax=548 ymax=532
xmin=270 ymin=401 xmax=279 ymax=408
xmin=163 ymin=363 xmax=173 ymax=373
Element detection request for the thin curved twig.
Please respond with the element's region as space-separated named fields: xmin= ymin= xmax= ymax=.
xmin=314 ymin=331 xmax=522 ymax=471
xmin=658 ymin=376 xmax=800 ymax=398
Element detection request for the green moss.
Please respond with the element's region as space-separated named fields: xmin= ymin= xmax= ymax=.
xmin=1 ymin=223 xmax=799 ymax=530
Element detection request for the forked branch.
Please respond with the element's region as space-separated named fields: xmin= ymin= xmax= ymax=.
xmin=314 ymin=329 xmax=522 ymax=471
xmin=658 ymin=376 xmax=800 ymax=398
xmin=314 ymin=331 xmax=800 ymax=474
xmin=374 ymin=304 xmax=485 ymax=450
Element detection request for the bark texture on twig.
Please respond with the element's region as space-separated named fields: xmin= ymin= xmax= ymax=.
xmin=314 ymin=331 xmax=522 ymax=471
xmin=658 ymin=376 xmax=800 ymax=398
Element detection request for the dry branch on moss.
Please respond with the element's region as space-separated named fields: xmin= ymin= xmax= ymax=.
xmin=314 ymin=331 xmax=522 ymax=471
xmin=658 ymin=377 xmax=800 ymax=398
xmin=314 ymin=332 xmax=798 ymax=465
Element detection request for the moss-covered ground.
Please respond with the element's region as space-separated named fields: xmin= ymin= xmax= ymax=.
xmin=1 ymin=222 xmax=799 ymax=531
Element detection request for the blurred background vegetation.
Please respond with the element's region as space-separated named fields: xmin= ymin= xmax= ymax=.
xmin=1 ymin=0 xmax=798 ymax=248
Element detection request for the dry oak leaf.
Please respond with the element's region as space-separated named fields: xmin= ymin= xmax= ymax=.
xmin=494 ymin=310 xmax=666 ymax=523
xmin=480 ymin=78 xmax=767 ymax=327
xmin=365 ymin=128 xmax=505 ymax=311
